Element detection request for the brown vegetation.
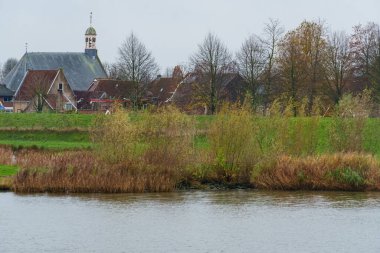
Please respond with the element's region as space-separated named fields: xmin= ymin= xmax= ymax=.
xmin=254 ymin=153 xmax=380 ymax=191
xmin=11 ymin=150 xmax=177 ymax=193
xmin=3 ymin=104 xmax=380 ymax=193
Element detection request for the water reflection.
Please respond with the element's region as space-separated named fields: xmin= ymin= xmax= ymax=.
xmin=15 ymin=190 xmax=380 ymax=209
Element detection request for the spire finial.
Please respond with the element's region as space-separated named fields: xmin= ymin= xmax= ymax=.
xmin=90 ymin=12 xmax=93 ymax=26
xmin=25 ymin=42 xmax=28 ymax=53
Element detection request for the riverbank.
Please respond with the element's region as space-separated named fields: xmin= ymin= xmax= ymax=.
xmin=1 ymin=147 xmax=379 ymax=193
xmin=0 ymin=112 xmax=379 ymax=154
xmin=1 ymin=107 xmax=380 ymax=193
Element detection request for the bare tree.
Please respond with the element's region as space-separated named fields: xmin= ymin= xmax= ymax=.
xmin=323 ymin=31 xmax=351 ymax=104
xmin=33 ymin=89 xmax=47 ymax=112
xmin=278 ymin=30 xmax=308 ymax=116
xmin=18 ymin=73 xmax=51 ymax=112
xmin=237 ymin=34 xmax=266 ymax=108
xmin=299 ymin=20 xmax=327 ymax=115
xmin=103 ymin=62 xmax=120 ymax=79
xmin=117 ymin=33 xmax=159 ymax=108
xmin=350 ymin=22 xmax=380 ymax=90
xmin=190 ymin=33 xmax=232 ymax=114
xmin=163 ymin=67 xmax=173 ymax=78
xmin=371 ymin=35 xmax=380 ymax=101
xmin=2 ymin=58 xmax=18 ymax=79
xmin=261 ymin=19 xmax=284 ymax=110
xmin=0 ymin=62 xmax=3 ymax=82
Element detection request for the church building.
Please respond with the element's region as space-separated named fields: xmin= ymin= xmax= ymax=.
xmin=3 ymin=14 xmax=107 ymax=93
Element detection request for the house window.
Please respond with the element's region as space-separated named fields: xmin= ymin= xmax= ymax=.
xmin=58 ymin=83 xmax=63 ymax=91
xmin=64 ymin=103 xmax=73 ymax=111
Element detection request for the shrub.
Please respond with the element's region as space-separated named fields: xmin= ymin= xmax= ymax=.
xmin=335 ymin=90 xmax=373 ymax=118
xmin=139 ymin=106 xmax=196 ymax=182
xmin=91 ymin=106 xmax=140 ymax=164
xmin=91 ymin=105 xmax=196 ymax=187
xmin=205 ymin=105 xmax=258 ymax=184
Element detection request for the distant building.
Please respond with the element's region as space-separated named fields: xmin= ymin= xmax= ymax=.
xmin=0 ymin=84 xmax=14 ymax=102
xmin=0 ymin=84 xmax=14 ymax=112
xmin=13 ymin=69 xmax=76 ymax=113
xmin=168 ymin=72 xmax=246 ymax=114
xmin=147 ymin=77 xmax=182 ymax=106
xmin=79 ymin=79 xmax=136 ymax=111
xmin=3 ymin=14 xmax=107 ymax=93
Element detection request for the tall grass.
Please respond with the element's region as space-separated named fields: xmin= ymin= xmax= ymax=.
xmin=91 ymin=106 xmax=140 ymax=164
xmin=254 ymin=153 xmax=380 ymax=191
xmin=328 ymin=118 xmax=366 ymax=153
xmin=10 ymin=106 xmax=195 ymax=192
xmin=7 ymin=102 xmax=380 ymax=193
xmin=139 ymin=106 xmax=196 ymax=184
xmin=204 ymin=105 xmax=258 ymax=184
xmin=13 ymin=150 xmax=177 ymax=193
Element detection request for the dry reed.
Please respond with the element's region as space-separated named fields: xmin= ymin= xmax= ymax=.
xmin=254 ymin=153 xmax=380 ymax=191
xmin=13 ymin=150 xmax=177 ymax=193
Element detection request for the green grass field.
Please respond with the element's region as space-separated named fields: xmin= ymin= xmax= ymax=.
xmin=0 ymin=113 xmax=379 ymax=155
xmin=0 ymin=129 xmax=91 ymax=150
xmin=0 ymin=113 xmax=95 ymax=129
xmin=0 ymin=113 xmax=94 ymax=149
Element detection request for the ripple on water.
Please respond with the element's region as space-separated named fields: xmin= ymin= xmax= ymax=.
xmin=1 ymin=191 xmax=380 ymax=253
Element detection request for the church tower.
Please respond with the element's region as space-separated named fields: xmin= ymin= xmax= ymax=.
xmin=85 ymin=12 xmax=97 ymax=59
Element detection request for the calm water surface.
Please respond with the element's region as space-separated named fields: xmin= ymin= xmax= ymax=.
xmin=1 ymin=190 xmax=380 ymax=253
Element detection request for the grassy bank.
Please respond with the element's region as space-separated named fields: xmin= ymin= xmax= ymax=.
xmin=0 ymin=113 xmax=95 ymax=130
xmin=2 ymin=148 xmax=379 ymax=192
xmin=0 ymin=130 xmax=91 ymax=150
xmin=2 ymin=108 xmax=380 ymax=192
xmin=1 ymin=112 xmax=379 ymax=154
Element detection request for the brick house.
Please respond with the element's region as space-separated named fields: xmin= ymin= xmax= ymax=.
xmin=13 ymin=69 xmax=77 ymax=113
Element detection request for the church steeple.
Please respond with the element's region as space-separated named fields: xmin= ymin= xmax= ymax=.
xmin=85 ymin=12 xmax=97 ymax=58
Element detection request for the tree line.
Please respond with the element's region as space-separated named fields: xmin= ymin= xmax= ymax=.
xmin=2 ymin=19 xmax=380 ymax=115
xmin=102 ymin=19 xmax=380 ymax=115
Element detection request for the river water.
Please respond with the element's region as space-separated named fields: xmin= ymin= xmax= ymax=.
xmin=1 ymin=190 xmax=380 ymax=253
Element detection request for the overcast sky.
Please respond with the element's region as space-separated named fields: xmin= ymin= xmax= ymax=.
xmin=1 ymin=0 xmax=379 ymax=72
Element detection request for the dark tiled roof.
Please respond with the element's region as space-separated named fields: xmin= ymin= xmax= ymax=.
xmin=88 ymin=79 xmax=135 ymax=99
xmin=0 ymin=84 xmax=14 ymax=97
xmin=4 ymin=52 xmax=107 ymax=92
xmin=15 ymin=70 xmax=59 ymax=101
xmin=147 ymin=77 xmax=181 ymax=103
xmin=170 ymin=72 xmax=246 ymax=109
